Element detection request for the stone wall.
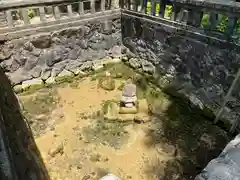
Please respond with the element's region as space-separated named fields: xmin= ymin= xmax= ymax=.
xmin=121 ymin=16 xmax=240 ymax=126
xmin=0 ymin=18 xmax=121 ymax=92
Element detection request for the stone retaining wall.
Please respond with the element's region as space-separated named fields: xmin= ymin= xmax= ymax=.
xmin=0 ymin=18 xmax=121 ymax=92
xmin=121 ymin=15 xmax=240 ymax=128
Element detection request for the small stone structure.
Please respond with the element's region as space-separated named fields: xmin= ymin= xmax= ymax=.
xmin=120 ymin=79 xmax=137 ymax=108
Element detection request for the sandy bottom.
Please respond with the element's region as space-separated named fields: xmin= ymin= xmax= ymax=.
xmin=19 ymin=76 xmax=229 ymax=180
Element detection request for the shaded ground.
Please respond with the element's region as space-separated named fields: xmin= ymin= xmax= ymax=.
xmin=18 ymin=63 xmax=231 ymax=180
xmin=0 ymin=67 xmax=50 ymax=180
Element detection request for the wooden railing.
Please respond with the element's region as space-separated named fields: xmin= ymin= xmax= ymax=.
xmin=121 ymin=0 xmax=240 ymax=43
xmin=0 ymin=0 xmax=120 ymax=40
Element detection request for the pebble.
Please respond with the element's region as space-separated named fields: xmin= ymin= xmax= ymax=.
xmin=82 ymin=175 xmax=91 ymax=180
xmin=48 ymin=143 xmax=64 ymax=157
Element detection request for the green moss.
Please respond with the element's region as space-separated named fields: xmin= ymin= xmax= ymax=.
xmin=21 ymin=89 xmax=58 ymax=116
xmin=102 ymin=100 xmax=118 ymax=115
xmin=82 ymin=119 xmax=129 ymax=149
xmin=20 ymin=83 xmax=45 ymax=96
xmin=55 ymin=75 xmax=74 ymax=84
xmin=117 ymin=82 xmax=125 ymax=91
xmin=108 ymin=63 xmax=137 ymax=80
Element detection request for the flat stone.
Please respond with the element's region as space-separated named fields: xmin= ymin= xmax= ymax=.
xmin=41 ymin=70 xmax=51 ymax=81
xmin=79 ymin=61 xmax=93 ymax=71
xmin=46 ymin=76 xmax=56 ymax=84
xmin=22 ymin=78 xmax=43 ymax=89
xmin=102 ymin=57 xmax=121 ymax=65
xmin=92 ymin=60 xmax=104 ymax=71
xmin=31 ymin=66 xmax=42 ymax=78
xmin=57 ymin=69 xmax=74 ymax=78
xmin=70 ymin=67 xmax=86 ymax=76
xmin=7 ymin=69 xmax=32 ymax=85
xmin=119 ymin=107 xmax=138 ymax=115
xmin=109 ymin=45 xmax=121 ymax=57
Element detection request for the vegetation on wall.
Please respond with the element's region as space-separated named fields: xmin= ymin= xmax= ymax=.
xmin=144 ymin=1 xmax=240 ymax=39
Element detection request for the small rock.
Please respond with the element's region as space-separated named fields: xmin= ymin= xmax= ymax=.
xmin=52 ymin=37 xmax=61 ymax=44
xmin=100 ymin=174 xmax=120 ymax=180
xmin=103 ymin=157 xmax=109 ymax=162
xmin=41 ymin=70 xmax=51 ymax=81
xmin=22 ymin=78 xmax=43 ymax=89
xmin=31 ymin=66 xmax=42 ymax=78
xmin=13 ymin=85 xmax=22 ymax=93
xmin=57 ymin=69 xmax=74 ymax=78
xmin=166 ymin=65 xmax=177 ymax=76
xmin=111 ymin=57 xmax=121 ymax=64
xmin=31 ymin=48 xmax=41 ymax=57
xmin=110 ymin=45 xmax=121 ymax=57
xmin=141 ymin=61 xmax=155 ymax=74
xmin=50 ymin=126 xmax=55 ymax=131
xmin=134 ymin=114 xmax=151 ymax=123
xmin=76 ymin=164 xmax=82 ymax=170
xmin=23 ymin=41 xmax=34 ymax=51
xmin=46 ymin=76 xmax=56 ymax=84
xmin=122 ymin=56 xmax=128 ymax=62
xmin=129 ymin=58 xmax=141 ymax=69
xmin=48 ymin=143 xmax=64 ymax=157
xmin=35 ymin=114 xmax=47 ymax=120
xmin=82 ymin=175 xmax=91 ymax=180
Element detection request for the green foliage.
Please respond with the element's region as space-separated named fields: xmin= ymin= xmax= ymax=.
xmin=146 ymin=2 xmax=172 ymax=18
xmin=144 ymin=2 xmax=240 ymax=37
xmin=201 ymin=13 xmax=210 ymax=29
xmin=27 ymin=8 xmax=35 ymax=19
xmin=216 ymin=15 xmax=228 ymax=32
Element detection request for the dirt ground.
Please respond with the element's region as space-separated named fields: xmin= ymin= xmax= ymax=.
xmin=18 ymin=64 xmax=231 ymax=180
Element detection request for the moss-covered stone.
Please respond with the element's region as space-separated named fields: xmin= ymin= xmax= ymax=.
xmin=13 ymin=84 xmax=23 ymax=93
xmin=98 ymin=77 xmax=116 ymax=91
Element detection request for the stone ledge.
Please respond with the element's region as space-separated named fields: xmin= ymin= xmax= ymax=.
xmin=13 ymin=56 xmax=122 ymax=94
